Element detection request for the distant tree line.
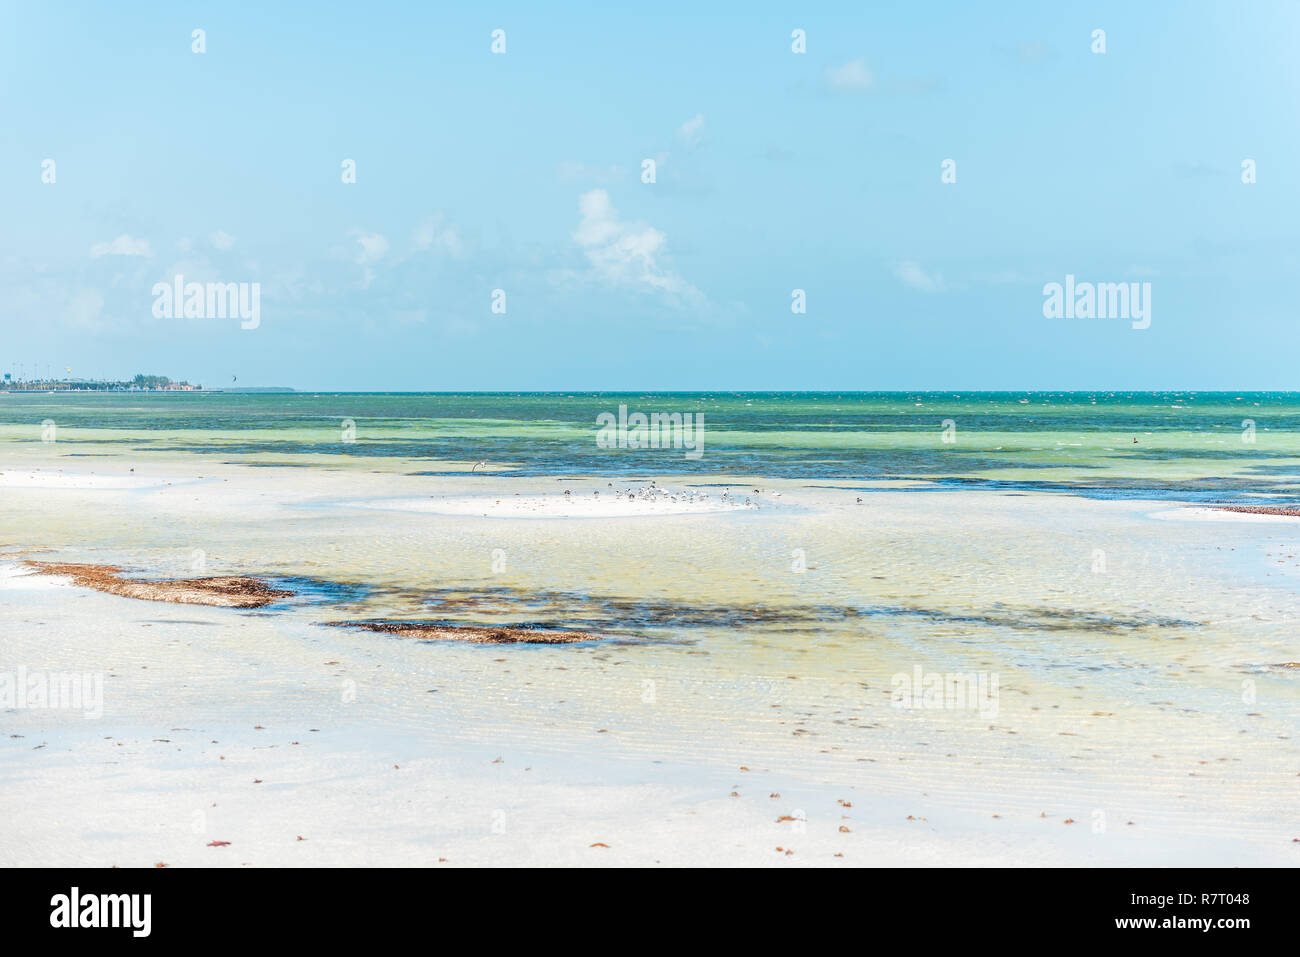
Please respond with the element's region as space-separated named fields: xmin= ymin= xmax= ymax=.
xmin=1 ymin=372 xmax=198 ymax=391
xmin=132 ymin=374 xmax=173 ymax=389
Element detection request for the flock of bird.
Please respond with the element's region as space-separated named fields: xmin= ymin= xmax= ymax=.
xmin=564 ymin=481 xmax=791 ymax=508
xmin=470 ymin=468 xmax=876 ymax=508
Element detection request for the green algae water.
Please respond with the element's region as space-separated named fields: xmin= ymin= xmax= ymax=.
xmin=2 ymin=391 xmax=1299 ymax=502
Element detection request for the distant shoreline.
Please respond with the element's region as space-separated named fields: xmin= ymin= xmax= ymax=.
xmin=4 ymin=389 xmax=1300 ymax=397
xmin=0 ymin=387 xmax=296 ymax=394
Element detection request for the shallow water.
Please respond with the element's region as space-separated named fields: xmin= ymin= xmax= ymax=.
xmin=2 ymin=393 xmax=1299 ymax=862
xmin=3 ymin=391 xmax=1300 ymax=497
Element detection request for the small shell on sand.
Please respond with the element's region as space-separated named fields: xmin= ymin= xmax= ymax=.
xmin=23 ymin=561 xmax=292 ymax=608
xmin=326 ymin=620 xmax=601 ymax=644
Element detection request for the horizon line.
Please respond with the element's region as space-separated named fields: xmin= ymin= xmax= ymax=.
xmin=5 ymin=387 xmax=1298 ymax=396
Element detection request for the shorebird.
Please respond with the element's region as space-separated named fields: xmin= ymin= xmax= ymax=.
xmin=472 ymin=460 xmax=488 ymax=471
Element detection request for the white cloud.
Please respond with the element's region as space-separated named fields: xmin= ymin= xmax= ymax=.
xmin=826 ymin=57 xmax=874 ymax=92
xmin=571 ymin=189 xmax=700 ymax=303
xmin=352 ymin=232 xmax=389 ymax=288
xmin=355 ymin=232 xmax=389 ymax=264
xmin=210 ymin=230 xmax=235 ymax=250
xmin=90 ymin=235 xmax=152 ymax=258
xmin=676 ymin=113 xmax=707 ymax=147
xmin=894 ymin=260 xmax=944 ymax=292
xmin=1016 ymin=42 xmax=1049 ymax=63
xmin=412 ymin=217 xmax=463 ymax=257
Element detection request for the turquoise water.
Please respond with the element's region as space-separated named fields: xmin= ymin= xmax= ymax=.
xmin=3 ymin=391 xmax=1299 ymax=500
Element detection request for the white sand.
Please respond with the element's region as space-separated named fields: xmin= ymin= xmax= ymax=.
xmin=3 ymin=568 xmax=1284 ymax=867
xmin=4 ymin=459 xmax=1300 ymax=867
xmin=0 ymin=469 xmax=175 ymax=490
xmin=0 ymin=563 xmax=64 ymax=591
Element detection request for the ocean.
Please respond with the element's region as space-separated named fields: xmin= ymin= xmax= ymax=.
xmin=2 ymin=391 xmax=1299 ymax=501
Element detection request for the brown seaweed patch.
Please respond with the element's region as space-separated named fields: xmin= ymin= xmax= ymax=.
xmin=1215 ymin=505 xmax=1300 ymax=518
xmin=23 ymin=561 xmax=293 ymax=608
xmin=326 ymin=620 xmax=602 ymax=644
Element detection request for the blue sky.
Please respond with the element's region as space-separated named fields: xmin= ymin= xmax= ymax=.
xmin=1 ymin=1 xmax=1297 ymax=390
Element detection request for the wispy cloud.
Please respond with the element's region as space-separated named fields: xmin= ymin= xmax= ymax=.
xmin=555 ymin=160 xmax=627 ymax=183
xmin=1172 ymin=161 xmax=1225 ymax=178
xmin=210 ymin=230 xmax=235 ymax=250
xmin=412 ymin=216 xmax=463 ymax=257
xmin=676 ymin=113 xmax=707 ymax=147
xmin=90 ymin=235 xmax=152 ymax=258
xmin=354 ymin=232 xmax=389 ymax=288
xmin=894 ymin=260 xmax=944 ymax=292
xmin=1012 ymin=42 xmax=1050 ymax=63
xmin=826 ymin=58 xmax=874 ymax=92
xmin=63 ymin=288 xmax=106 ymax=329
xmin=355 ymin=233 xmax=389 ymax=264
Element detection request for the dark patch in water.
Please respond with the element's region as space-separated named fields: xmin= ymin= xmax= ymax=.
xmin=893 ymin=604 xmax=1198 ymax=632
xmin=344 ymin=584 xmax=1199 ymax=636
xmin=406 ymin=470 xmax=497 ymax=477
xmin=893 ymin=476 xmax=1300 ymax=506
xmin=221 ymin=461 xmax=315 ymax=468
xmin=262 ymin=575 xmax=377 ymax=607
xmin=323 ymin=619 xmax=609 ymax=645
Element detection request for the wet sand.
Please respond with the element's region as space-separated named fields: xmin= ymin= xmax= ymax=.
xmin=3 ymin=457 xmax=1300 ymax=866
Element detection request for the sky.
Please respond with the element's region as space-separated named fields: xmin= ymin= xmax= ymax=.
xmin=1 ymin=1 xmax=1298 ymax=391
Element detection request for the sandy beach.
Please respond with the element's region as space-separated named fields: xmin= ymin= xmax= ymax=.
xmin=3 ymin=442 xmax=1299 ymax=867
